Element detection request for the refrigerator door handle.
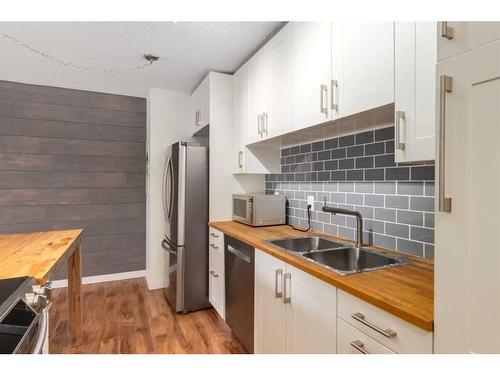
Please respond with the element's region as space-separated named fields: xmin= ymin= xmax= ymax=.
xmin=177 ymin=144 xmax=187 ymax=245
xmin=162 ymin=156 xmax=174 ymax=221
xmin=161 ymin=238 xmax=177 ymax=255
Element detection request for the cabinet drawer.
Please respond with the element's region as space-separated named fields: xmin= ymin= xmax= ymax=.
xmin=337 ymin=318 xmax=395 ymax=354
xmin=209 ymin=264 xmax=225 ymax=319
xmin=208 ymin=228 xmax=224 ymax=272
xmin=338 ymin=290 xmax=433 ymax=354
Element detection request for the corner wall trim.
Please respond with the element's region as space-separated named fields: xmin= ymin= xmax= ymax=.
xmin=51 ymin=270 xmax=146 ymax=289
xmin=145 ymin=276 xmax=167 ymax=291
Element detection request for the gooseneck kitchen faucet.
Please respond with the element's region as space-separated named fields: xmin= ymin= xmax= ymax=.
xmin=322 ymin=197 xmax=364 ymax=249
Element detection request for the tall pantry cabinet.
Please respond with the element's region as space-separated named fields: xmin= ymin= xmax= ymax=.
xmin=434 ymin=22 xmax=500 ymax=353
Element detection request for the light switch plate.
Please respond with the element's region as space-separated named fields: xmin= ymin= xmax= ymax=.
xmin=307 ymin=195 xmax=315 ymax=210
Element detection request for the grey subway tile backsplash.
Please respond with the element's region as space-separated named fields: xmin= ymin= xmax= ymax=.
xmin=267 ymin=126 xmax=435 ymax=259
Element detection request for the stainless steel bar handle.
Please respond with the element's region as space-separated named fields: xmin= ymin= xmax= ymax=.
xmin=351 ymin=312 xmax=397 ymax=338
xmin=441 ymin=21 xmax=455 ymax=40
xmin=210 ymin=270 xmax=219 ymax=278
xmin=209 ymin=232 xmax=219 ymax=239
xmin=350 ymin=340 xmax=368 ymax=354
xmin=263 ymin=113 xmax=269 ymax=136
xmin=257 ymin=114 xmax=262 ymax=135
xmin=274 ymin=269 xmax=283 ymax=298
xmin=395 ymin=110 xmax=406 ymax=151
xmin=331 ymin=80 xmax=338 ymax=112
xmin=283 ymin=273 xmax=291 ymax=304
xmin=238 ymin=150 xmax=243 ymax=168
xmin=227 ymin=245 xmax=251 ymax=263
xmin=320 ymin=84 xmax=328 ymax=115
xmin=438 ymin=75 xmax=453 ymax=213
xmin=198 ymin=110 xmax=203 ymax=125
xmin=209 ymin=244 xmax=219 ymax=250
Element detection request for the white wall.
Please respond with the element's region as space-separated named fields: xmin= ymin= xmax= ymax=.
xmin=146 ymin=88 xmax=192 ymax=290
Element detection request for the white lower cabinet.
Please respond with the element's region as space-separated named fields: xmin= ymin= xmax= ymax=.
xmin=338 ymin=290 xmax=433 ymax=354
xmin=337 ymin=318 xmax=395 ymax=354
xmin=208 ymin=228 xmax=225 ymax=319
xmin=255 ymin=248 xmax=434 ymax=354
xmin=254 ymin=249 xmax=287 ymax=353
xmin=254 ymin=249 xmax=337 ymax=354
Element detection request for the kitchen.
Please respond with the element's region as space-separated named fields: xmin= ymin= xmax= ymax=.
xmin=0 ymin=1 xmax=499 ymax=372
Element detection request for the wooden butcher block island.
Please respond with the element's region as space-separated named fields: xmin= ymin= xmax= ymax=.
xmin=210 ymin=221 xmax=434 ymax=332
xmin=0 ymin=229 xmax=83 ymax=345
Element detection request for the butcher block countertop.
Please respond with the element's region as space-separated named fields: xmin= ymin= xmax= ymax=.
xmin=209 ymin=221 xmax=434 ymax=332
xmin=0 ymin=229 xmax=83 ymax=283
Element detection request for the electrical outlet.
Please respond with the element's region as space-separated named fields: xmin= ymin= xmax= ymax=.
xmin=307 ymin=195 xmax=315 ymax=210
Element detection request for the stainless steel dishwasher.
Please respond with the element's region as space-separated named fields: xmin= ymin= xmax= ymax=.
xmin=224 ymin=235 xmax=254 ymax=353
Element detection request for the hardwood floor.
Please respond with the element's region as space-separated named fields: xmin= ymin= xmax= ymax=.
xmin=49 ymin=277 xmax=247 ymax=354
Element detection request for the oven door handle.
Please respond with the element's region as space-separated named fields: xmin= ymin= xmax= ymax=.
xmin=31 ymin=304 xmax=51 ymax=354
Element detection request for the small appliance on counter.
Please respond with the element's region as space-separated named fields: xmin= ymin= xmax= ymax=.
xmin=0 ymin=276 xmax=52 ymax=354
xmin=232 ymin=193 xmax=286 ymax=227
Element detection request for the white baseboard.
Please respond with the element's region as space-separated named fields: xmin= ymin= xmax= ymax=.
xmin=51 ymin=270 xmax=146 ymax=289
xmin=145 ymin=276 xmax=167 ymax=290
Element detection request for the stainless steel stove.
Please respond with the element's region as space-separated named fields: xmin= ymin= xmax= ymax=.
xmin=0 ymin=276 xmax=52 ymax=354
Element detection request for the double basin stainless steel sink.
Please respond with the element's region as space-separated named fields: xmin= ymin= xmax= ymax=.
xmin=267 ymin=236 xmax=408 ymax=275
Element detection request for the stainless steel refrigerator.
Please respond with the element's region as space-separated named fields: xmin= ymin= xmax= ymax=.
xmin=161 ymin=141 xmax=210 ymax=313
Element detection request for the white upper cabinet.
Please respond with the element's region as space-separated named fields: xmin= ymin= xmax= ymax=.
xmin=232 ymin=67 xmax=277 ymax=174
xmin=266 ymin=23 xmax=293 ymax=138
xmin=232 ymin=67 xmax=248 ymax=173
xmin=331 ymin=22 xmax=394 ymax=120
xmin=291 ymin=22 xmax=332 ymax=131
xmin=394 ymin=22 xmax=437 ymax=163
xmin=437 ymin=22 xmax=500 ymax=62
xmin=247 ymin=23 xmax=292 ymax=143
xmin=247 ymin=50 xmax=268 ymax=144
xmin=190 ymin=74 xmax=210 ymax=135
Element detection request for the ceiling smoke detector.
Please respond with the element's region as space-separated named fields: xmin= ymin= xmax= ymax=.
xmin=143 ymin=54 xmax=159 ymax=63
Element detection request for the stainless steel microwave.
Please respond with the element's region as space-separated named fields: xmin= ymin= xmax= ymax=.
xmin=232 ymin=193 xmax=286 ymax=227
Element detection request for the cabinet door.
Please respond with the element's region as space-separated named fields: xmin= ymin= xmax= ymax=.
xmin=332 ymin=22 xmax=394 ymax=120
xmin=254 ymin=249 xmax=287 ymax=354
xmin=209 ymin=266 xmax=224 ymax=319
xmin=266 ymin=23 xmax=292 ymax=138
xmin=437 ymin=22 xmax=500 ymax=62
xmin=247 ymin=54 xmax=267 ymax=144
xmin=199 ymin=75 xmax=210 ymax=127
xmin=285 ymin=264 xmax=337 ymax=354
xmin=291 ymin=22 xmax=332 ymax=131
xmin=435 ymin=41 xmax=500 ymax=353
xmin=394 ymin=22 xmax=436 ymax=163
xmin=190 ymin=84 xmax=202 ymax=135
xmin=232 ymin=69 xmax=246 ymax=173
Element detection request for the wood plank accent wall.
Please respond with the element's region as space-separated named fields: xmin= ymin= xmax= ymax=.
xmin=0 ymin=80 xmax=146 ymax=278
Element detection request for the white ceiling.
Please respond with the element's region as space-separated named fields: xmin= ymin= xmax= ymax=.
xmin=0 ymin=22 xmax=284 ymax=97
